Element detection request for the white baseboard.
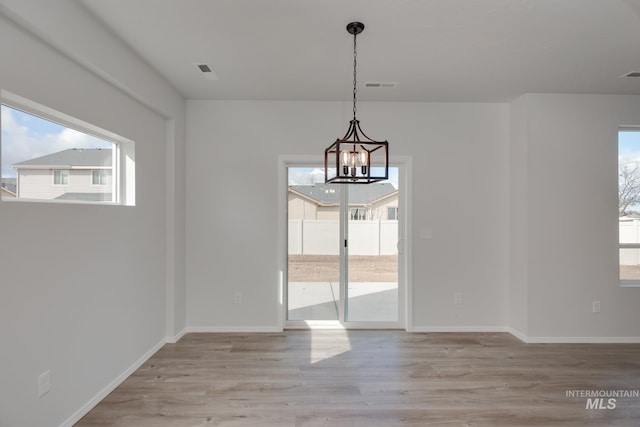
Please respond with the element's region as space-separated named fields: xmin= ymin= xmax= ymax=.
xmin=166 ymin=327 xmax=187 ymax=344
xmin=59 ymin=337 xmax=166 ymax=427
xmin=505 ymin=328 xmax=640 ymax=343
xmin=522 ymin=336 xmax=640 ymax=344
xmin=506 ymin=327 xmax=528 ymax=342
xmin=410 ymin=326 xmax=640 ymax=344
xmin=412 ymin=326 xmax=510 ymax=333
xmin=186 ymin=326 xmax=283 ymax=333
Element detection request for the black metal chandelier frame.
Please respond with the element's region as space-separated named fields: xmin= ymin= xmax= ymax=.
xmin=325 ymin=22 xmax=389 ymax=184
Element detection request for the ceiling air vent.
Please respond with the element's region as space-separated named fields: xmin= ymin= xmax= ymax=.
xmin=194 ymin=63 xmax=219 ymax=80
xmin=365 ymin=82 xmax=398 ymax=88
xmin=620 ymin=71 xmax=640 ymax=78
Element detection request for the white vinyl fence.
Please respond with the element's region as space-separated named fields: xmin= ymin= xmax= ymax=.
xmin=620 ymin=218 xmax=640 ymax=265
xmin=288 ymin=219 xmax=398 ymax=256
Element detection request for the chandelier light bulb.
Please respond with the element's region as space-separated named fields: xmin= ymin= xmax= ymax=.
xmin=358 ymin=150 xmax=368 ymax=174
xmin=341 ymin=151 xmax=350 ymax=175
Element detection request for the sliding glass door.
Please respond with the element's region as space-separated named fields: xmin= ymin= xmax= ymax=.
xmin=345 ymin=179 xmax=399 ymax=322
xmin=286 ymin=165 xmax=402 ymax=328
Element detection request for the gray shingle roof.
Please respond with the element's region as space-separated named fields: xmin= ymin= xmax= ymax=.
xmin=12 ymin=148 xmax=112 ymax=168
xmin=289 ymin=182 xmax=396 ymax=206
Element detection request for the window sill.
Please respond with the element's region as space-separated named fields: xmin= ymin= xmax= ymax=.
xmin=620 ymin=280 xmax=640 ymax=288
xmin=0 ymin=197 xmax=124 ymax=207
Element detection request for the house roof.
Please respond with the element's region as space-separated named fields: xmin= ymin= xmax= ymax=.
xmin=12 ymin=148 xmax=112 ymax=169
xmin=289 ymin=183 xmax=397 ymax=206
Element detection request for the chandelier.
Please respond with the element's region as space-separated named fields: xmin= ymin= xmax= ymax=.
xmin=325 ymin=22 xmax=389 ymax=184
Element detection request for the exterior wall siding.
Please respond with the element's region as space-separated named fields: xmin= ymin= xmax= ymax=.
xmin=316 ymin=206 xmax=339 ymax=220
xmin=288 ymin=191 xmax=398 ymax=221
xmin=17 ymin=169 xmax=112 ymax=199
xmin=288 ymin=194 xmax=318 ymax=220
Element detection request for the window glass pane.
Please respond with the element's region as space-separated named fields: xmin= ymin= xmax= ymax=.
xmin=92 ymin=170 xmax=107 ymax=185
xmin=287 ymin=167 xmax=341 ymax=321
xmin=619 ymin=130 xmax=640 ymax=283
xmin=1 ymin=104 xmax=115 ymax=203
xmin=619 ymin=131 xmax=640 ymax=217
xmin=388 ymin=207 xmax=397 ymax=220
xmin=53 ymin=170 xmax=69 ymax=185
xmin=346 ymin=168 xmax=399 ymax=322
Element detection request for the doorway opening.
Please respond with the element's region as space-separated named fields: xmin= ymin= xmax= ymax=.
xmin=284 ymin=163 xmax=406 ymax=329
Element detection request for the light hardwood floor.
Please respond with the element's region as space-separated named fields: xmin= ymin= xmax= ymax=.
xmin=76 ymin=331 xmax=640 ymax=426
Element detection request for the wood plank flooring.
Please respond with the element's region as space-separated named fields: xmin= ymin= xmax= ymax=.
xmin=76 ymin=331 xmax=640 ymax=426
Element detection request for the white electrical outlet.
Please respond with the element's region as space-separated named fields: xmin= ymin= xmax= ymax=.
xmin=593 ymin=300 xmax=601 ymax=313
xmin=38 ymin=370 xmax=50 ymax=397
xmin=234 ymin=292 xmax=242 ymax=305
xmin=454 ymin=292 xmax=463 ymax=305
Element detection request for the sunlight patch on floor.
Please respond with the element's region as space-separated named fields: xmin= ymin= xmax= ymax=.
xmin=310 ymin=327 xmax=351 ymax=364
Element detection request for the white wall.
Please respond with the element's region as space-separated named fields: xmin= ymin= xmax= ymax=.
xmin=186 ymin=100 xmax=509 ymax=330
xmin=0 ymin=3 xmax=185 ymax=426
xmin=0 ymin=0 xmax=188 ymax=341
xmin=508 ymin=94 xmax=529 ymax=336
xmin=509 ymin=93 xmax=640 ymax=340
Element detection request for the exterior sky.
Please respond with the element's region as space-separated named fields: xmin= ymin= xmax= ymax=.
xmin=619 ymin=130 xmax=640 ymax=165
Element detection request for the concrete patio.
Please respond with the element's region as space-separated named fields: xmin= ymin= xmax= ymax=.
xmin=288 ymin=282 xmax=398 ymax=322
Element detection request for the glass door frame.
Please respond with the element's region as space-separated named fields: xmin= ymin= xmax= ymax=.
xmin=279 ymin=155 xmax=411 ymax=330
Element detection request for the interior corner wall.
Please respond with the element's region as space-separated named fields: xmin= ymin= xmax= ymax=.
xmin=169 ymin=116 xmax=187 ymax=338
xmin=0 ymin=15 xmax=168 ymax=427
xmin=511 ymin=93 xmax=640 ymax=339
xmin=508 ymin=95 xmax=529 ymax=336
xmin=185 ymin=100 xmax=509 ymax=330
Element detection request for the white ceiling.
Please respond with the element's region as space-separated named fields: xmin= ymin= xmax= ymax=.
xmin=80 ymin=0 xmax=640 ymax=102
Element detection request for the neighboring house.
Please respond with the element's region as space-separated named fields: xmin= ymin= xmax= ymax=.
xmin=11 ymin=148 xmax=113 ymax=201
xmin=288 ymin=182 xmax=398 ymax=221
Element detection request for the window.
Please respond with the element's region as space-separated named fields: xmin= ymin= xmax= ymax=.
xmin=1 ymin=91 xmax=135 ymax=205
xmin=387 ymin=207 xmax=398 ymax=220
xmin=53 ymin=170 xmax=69 ymax=185
xmin=618 ymin=129 xmax=640 ymax=286
xmin=92 ymin=170 xmax=108 ymax=185
xmin=350 ymin=208 xmax=367 ymax=221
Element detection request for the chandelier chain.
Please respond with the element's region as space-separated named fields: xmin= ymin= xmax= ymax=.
xmin=352 ymin=30 xmax=357 ymax=120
